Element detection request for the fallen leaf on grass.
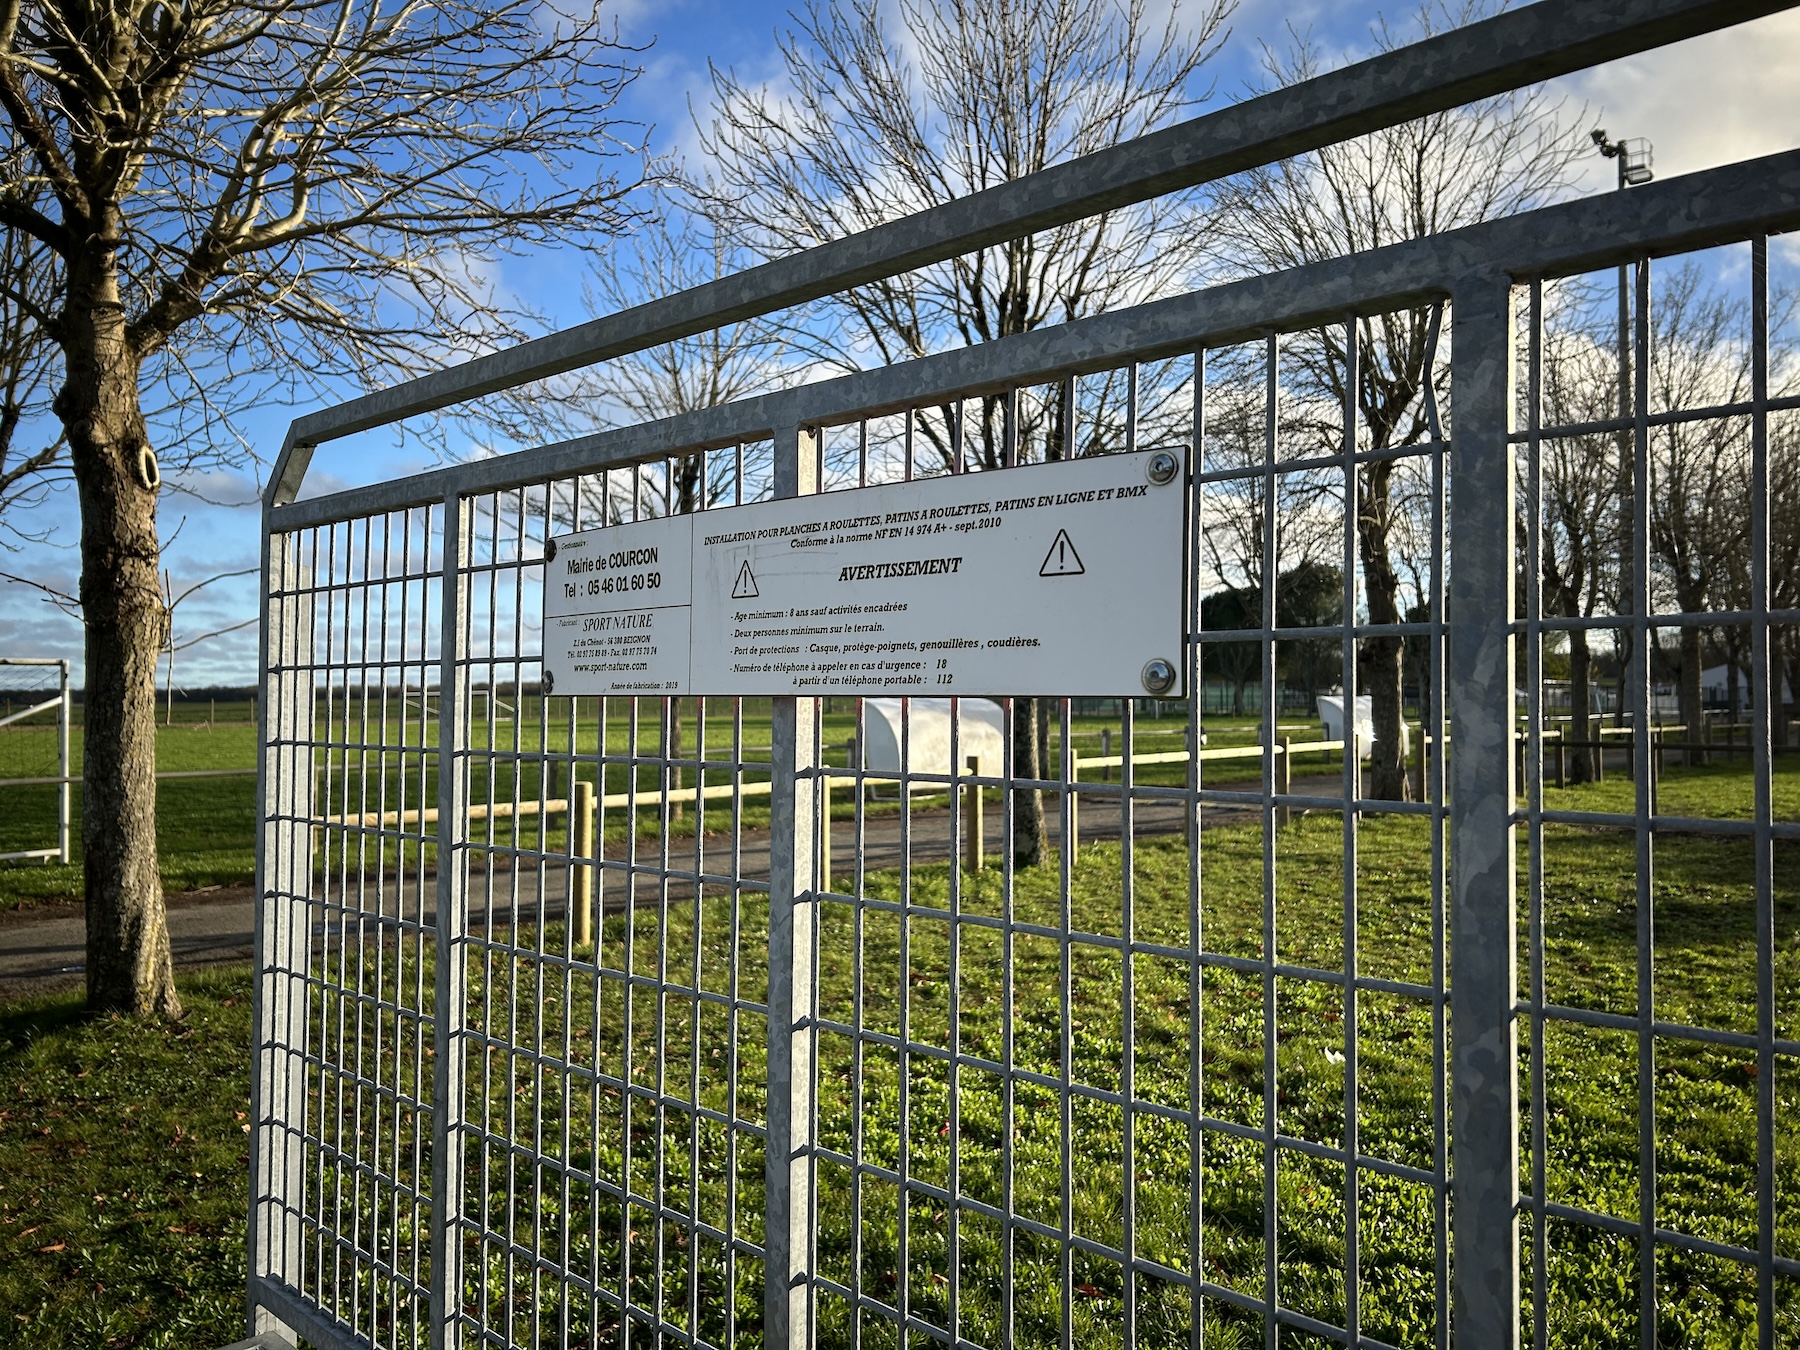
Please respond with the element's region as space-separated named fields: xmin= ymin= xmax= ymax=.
xmin=38 ymin=1242 xmax=64 ymax=1252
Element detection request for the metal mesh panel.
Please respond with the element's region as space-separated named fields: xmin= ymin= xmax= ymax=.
xmin=447 ymin=460 xmax=778 ymax=1349
xmin=1518 ymin=237 xmax=1800 ymax=1345
xmin=248 ymin=154 xmax=1800 ymax=1350
xmin=254 ymin=507 xmax=444 ymax=1347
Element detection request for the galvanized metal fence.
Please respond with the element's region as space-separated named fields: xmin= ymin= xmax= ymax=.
xmin=245 ymin=4 xmax=1800 ymax=1347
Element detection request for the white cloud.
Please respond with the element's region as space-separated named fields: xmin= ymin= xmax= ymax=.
xmin=1553 ymin=10 xmax=1800 ymax=191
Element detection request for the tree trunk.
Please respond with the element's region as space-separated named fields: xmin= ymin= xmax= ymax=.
xmin=1358 ymin=464 xmax=1413 ymax=802
xmin=1012 ymin=696 xmax=1044 ymax=866
xmin=669 ymin=697 xmax=683 ymax=823
xmin=1678 ymin=622 xmax=1705 ymax=767
xmin=1361 ymin=634 xmax=1409 ymax=799
xmin=61 ymin=238 xmax=181 ymax=1018
xmin=1569 ymin=631 xmax=1595 ymax=784
xmin=1780 ymin=641 xmax=1799 ymax=751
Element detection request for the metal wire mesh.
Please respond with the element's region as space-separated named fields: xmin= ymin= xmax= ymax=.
xmin=249 ymin=221 xmax=1800 ymax=1350
xmin=1518 ymin=237 xmax=1800 ymax=1345
xmin=253 ymin=507 xmax=444 ymax=1348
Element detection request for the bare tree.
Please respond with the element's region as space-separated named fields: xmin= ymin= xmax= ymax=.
xmin=574 ymin=203 xmax=791 ymax=814
xmin=1208 ymin=7 xmax=1587 ymax=799
xmin=1535 ymin=291 xmax=1623 ymax=781
xmin=0 ymin=206 xmax=62 ymax=540
xmin=1198 ymin=355 xmax=1340 ymax=716
xmin=158 ymin=564 xmax=258 ymax=724
xmin=1644 ymin=265 xmax=1752 ymax=761
xmin=692 ymin=0 xmax=1231 ymax=864
xmin=1772 ymin=423 xmax=1800 ymax=746
xmin=0 ymin=0 xmax=650 ymax=1015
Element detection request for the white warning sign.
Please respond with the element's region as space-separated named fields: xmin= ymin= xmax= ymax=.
xmin=543 ymin=448 xmax=1187 ymax=697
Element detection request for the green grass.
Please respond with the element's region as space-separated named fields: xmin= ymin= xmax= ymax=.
xmin=0 ymin=708 xmax=1296 ymax=913
xmin=278 ymin=803 xmax=1800 ymax=1347
xmin=4 ymin=797 xmax=1797 ymax=1347
xmin=10 ymin=717 xmax=1793 ymax=1345
xmin=0 ymin=970 xmax=253 ymax=1348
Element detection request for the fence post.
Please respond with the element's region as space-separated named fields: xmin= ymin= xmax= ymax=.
xmin=572 ymin=779 xmax=594 ymax=947
xmin=57 ymin=659 xmax=70 ymax=865
xmin=1067 ymin=750 xmax=1079 ymax=867
xmin=820 ymin=778 xmax=832 ymax=891
xmin=429 ymin=491 xmax=473 ymax=1350
xmin=964 ymin=754 xmax=984 ymax=872
xmin=765 ymin=422 xmax=820 ymax=1349
xmin=1276 ymin=734 xmax=1291 ymax=828
xmin=1448 ymin=272 xmax=1520 ymax=1347
xmin=247 ymin=527 xmax=315 ymax=1343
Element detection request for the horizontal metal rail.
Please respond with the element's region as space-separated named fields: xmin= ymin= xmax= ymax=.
xmin=272 ymin=147 xmax=1800 ymax=533
xmin=267 ymin=0 xmax=1794 ymax=506
xmin=314 ymin=774 xmax=875 ymax=829
xmin=0 ymin=767 xmax=260 ymax=787
xmin=1075 ymin=739 xmax=1348 ymax=772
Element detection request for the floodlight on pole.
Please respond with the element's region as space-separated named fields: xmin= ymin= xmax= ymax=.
xmin=1592 ymin=127 xmax=1655 ymax=188
xmin=1592 ymin=125 xmax=1653 ymax=747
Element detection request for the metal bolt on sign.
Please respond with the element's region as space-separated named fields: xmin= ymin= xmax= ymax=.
xmin=1141 ymin=658 xmax=1177 ymax=695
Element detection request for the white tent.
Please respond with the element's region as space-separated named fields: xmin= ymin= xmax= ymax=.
xmin=859 ymin=697 xmax=1007 ymax=786
xmin=1316 ymin=694 xmax=1410 ymax=760
xmin=1701 ymin=662 xmax=1792 ymax=707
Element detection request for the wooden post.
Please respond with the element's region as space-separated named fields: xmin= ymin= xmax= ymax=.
xmin=1101 ymin=729 xmax=1111 ymax=782
xmin=1067 ymin=749 xmax=1080 ymax=867
xmin=572 ymin=779 xmax=594 ymax=947
xmin=964 ymin=754 xmax=983 ymax=872
xmin=1593 ymin=716 xmax=1604 ymax=784
xmin=819 ymin=777 xmax=831 ymax=891
xmin=1276 ymin=733 xmax=1291 ymax=828
xmin=1553 ymin=727 xmax=1565 ymax=790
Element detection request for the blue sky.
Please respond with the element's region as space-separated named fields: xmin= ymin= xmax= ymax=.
xmin=3 ymin=0 xmax=1798 ymax=690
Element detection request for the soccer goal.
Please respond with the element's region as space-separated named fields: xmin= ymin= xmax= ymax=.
xmin=0 ymin=657 xmax=71 ymax=865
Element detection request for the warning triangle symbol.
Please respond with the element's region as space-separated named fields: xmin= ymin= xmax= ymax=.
xmin=731 ymin=559 xmax=760 ymax=599
xmin=1039 ymin=529 xmax=1085 ymax=577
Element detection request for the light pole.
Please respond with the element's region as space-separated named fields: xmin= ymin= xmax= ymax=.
xmin=1592 ymin=129 xmax=1654 ymax=422
xmin=1591 ymin=128 xmax=1653 ymax=748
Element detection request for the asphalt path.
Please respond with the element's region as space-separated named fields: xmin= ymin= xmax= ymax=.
xmin=0 ymin=777 xmax=1337 ymax=999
